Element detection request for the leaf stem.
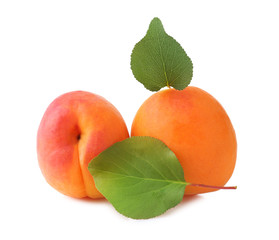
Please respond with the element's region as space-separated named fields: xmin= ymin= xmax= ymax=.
xmin=188 ymin=183 xmax=237 ymax=190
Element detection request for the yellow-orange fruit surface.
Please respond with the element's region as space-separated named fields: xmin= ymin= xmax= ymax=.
xmin=131 ymin=86 xmax=237 ymax=195
xmin=37 ymin=91 xmax=129 ymax=198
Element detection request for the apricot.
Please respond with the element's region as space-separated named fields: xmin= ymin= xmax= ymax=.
xmin=37 ymin=91 xmax=129 ymax=198
xmin=131 ymin=86 xmax=237 ymax=195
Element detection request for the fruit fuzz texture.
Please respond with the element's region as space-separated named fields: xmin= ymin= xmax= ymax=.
xmin=37 ymin=91 xmax=129 ymax=198
xmin=131 ymin=86 xmax=237 ymax=195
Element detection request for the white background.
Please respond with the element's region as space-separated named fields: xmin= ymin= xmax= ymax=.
xmin=1 ymin=0 xmax=278 ymax=239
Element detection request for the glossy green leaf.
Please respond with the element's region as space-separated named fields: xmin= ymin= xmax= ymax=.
xmin=88 ymin=136 xmax=187 ymax=219
xmin=130 ymin=17 xmax=193 ymax=91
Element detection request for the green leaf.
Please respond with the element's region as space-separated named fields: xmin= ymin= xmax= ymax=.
xmin=88 ymin=136 xmax=187 ymax=219
xmin=130 ymin=17 xmax=193 ymax=91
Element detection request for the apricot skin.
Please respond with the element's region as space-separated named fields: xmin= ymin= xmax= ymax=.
xmin=37 ymin=91 xmax=129 ymax=198
xmin=131 ymin=86 xmax=237 ymax=195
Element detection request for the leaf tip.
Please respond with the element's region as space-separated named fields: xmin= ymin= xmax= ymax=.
xmin=150 ymin=17 xmax=162 ymax=25
xmin=147 ymin=17 xmax=165 ymax=34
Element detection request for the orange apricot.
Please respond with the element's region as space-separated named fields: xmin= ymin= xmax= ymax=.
xmin=131 ymin=86 xmax=237 ymax=195
xmin=37 ymin=91 xmax=129 ymax=198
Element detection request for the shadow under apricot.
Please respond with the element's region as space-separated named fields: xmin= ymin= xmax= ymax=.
xmin=64 ymin=193 xmax=204 ymax=219
xmin=63 ymin=195 xmax=108 ymax=205
xmin=182 ymin=194 xmax=203 ymax=203
xmin=160 ymin=194 xmax=204 ymax=218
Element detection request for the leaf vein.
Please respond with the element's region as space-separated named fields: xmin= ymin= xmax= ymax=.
xmin=93 ymin=169 xmax=187 ymax=185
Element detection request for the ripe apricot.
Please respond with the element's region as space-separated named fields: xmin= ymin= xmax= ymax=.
xmin=131 ymin=86 xmax=237 ymax=195
xmin=37 ymin=91 xmax=129 ymax=198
